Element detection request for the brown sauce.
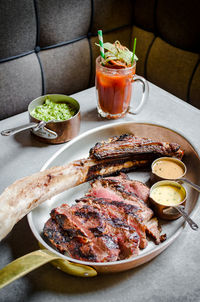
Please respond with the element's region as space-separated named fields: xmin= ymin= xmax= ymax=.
xmin=153 ymin=159 xmax=185 ymax=179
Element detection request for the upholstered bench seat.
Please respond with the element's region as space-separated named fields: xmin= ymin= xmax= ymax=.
xmin=0 ymin=0 xmax=199 ymax=120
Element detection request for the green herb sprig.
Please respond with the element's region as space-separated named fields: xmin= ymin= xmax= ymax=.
xmin=96 ymin=40 xmax=138 ymax=66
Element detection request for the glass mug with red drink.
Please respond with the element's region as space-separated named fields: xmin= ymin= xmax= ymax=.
xmin=95 ymin=40 xmax=149 ymax=119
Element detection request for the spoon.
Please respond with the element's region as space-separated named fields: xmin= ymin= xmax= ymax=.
xmin=174 ymin=205 xmax=198 ymax=230
xmin=163 ymin=204 xmax=199 ymax=231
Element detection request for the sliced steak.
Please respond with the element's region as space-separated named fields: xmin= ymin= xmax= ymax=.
xmin=76 ymin=198 xmax=140 ymax=258
xmin=88 ymin=177 xmax=153 ymax=222
xmin=43 ymin=218 xmax=118 ymax=262
xmin=50 ymin=201 xmax=141 ymax=260
xmin=76 ymin=201 xmax=138 ymax=257
xmin=43 ymin=173 xmax=166 ymax=263
xmin=43 ymin=218 xmax=71 ymax=253
xmin=77 ymin=196 xmax=148 ymax=249
xmin=106 ymin=173 xmax=150 ymax=203
xmin=87 ymin=176 xmax=165 ymax=246
xmin=145 ymin=218 xmax=167 ymax=245
xmin=89 ymin=134 xmax=184 ymax=161
xmin=50 ymin=203 xmax=120 ymax=262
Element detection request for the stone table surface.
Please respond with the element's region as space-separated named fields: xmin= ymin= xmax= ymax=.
xmin=0 ymin=83 xmax=200 ymax=302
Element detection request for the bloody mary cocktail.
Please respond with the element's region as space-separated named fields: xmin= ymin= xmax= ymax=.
xmin=96 ymin=56 xmax=136 ymax=119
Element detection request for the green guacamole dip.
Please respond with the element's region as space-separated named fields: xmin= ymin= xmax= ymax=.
xmin=31 ymin=98 xmax=77 ymax=122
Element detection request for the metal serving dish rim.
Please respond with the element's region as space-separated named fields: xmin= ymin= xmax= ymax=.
xmin=27 ymin=121 xmax=200 ymax=268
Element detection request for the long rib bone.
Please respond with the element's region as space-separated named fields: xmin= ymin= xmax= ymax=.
xmin=0 ymin=159 xmax=90 ymax=241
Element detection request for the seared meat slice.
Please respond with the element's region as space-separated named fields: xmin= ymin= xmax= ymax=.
xmin=50 ymin=202 xmax=141 ymax=260
xmin=88 ymin=177 xmax=153 ymax=222
xmin=44 ymin=218 xmax=118 ymax=262
xmin=44 ymin=218 xmax=71 ymax=253
xmin=87 ymin=176 xmax=165 ymax=246
xmin=145 ymin=218 xmax=167 ymax=245
xmin=106 ymin=173 xmax=149 ymax=203
xmin=77 ymin=196 xmax=148 ymax=249
xmin=76 ymin=198 xmax=140 ymax=258
xmin=50 ymin=203 xmax=120 ymax=262
xmin=90 ymin=134 xmax=184 ymax=161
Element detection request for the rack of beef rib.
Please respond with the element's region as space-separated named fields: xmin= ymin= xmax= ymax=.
xmin=0 ymin=133 xmax=184 ymax=241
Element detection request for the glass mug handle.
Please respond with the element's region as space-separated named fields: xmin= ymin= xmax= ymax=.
xmin=128 ymin=75 xmax=149 ymax=115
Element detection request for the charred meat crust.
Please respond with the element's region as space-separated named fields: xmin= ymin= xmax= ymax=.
xmin=91 ymin=176 xmax=148 ymax=206
xmin=46 ymin=212 xmax=120 ymax=262
xmin=49 ymin=201 xmax=140 ymax=261
xmin=87 ymin=176 xmax=165 ymax=246
xmin=88 ymin=177 xmax=153 ymax=222
xmin=77 ymin=199 xmax=140 ymax=258
xmin=89 ymin=134 xmax=184 ymax=161
xmin=145 ymin=217 xmax=167 ymax=245
xmin=77 ymin=197 xmax=142 ymax=218
xmin=104 ymin=173 xmax=150 ymax=203
xmin=77 ymin=196 xmax=148 ymax=250
xmin=43 ymin=218 xmax=98 ymax=261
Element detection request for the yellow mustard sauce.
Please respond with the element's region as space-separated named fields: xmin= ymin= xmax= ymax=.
xmin=152 ymin=160 xmax=184 ymax=179
xmin=150 ymin=185 xmax=185 ymax=206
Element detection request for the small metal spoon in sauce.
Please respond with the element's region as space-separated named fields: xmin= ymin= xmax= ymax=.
xmin=151 ymin=157 xmax=200 ymax=193
xmin=149 ymin=180 xmax=198 ymax=231
xmin=173 ymin=205 xmax=198 ymax=230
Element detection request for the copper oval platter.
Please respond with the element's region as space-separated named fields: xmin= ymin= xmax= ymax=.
xmin=28 ymin=122 xmax=200 ymax=274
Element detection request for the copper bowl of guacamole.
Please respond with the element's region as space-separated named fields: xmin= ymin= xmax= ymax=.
xmin=28 ymin=94 xmax=81 ymax=144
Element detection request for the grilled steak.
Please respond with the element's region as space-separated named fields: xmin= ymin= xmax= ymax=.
xmin=43 ymin=174 xmax=166 ymax=262
xmin=86 ymin=134 xmax=184 ymax=180
xmin=105 ymin=173 xmax=150 ymax=203
xmin=145 ymin=218 xmax=167 ymax=244
xmin=90 ymin=134 xmax=184 ymax=161
xmin=87 ymin=176 xmax=153 ymax=223
xmin=1 ymin=134 xmax=179 ymax=241
xmin=50 ymin=202 xmax=140 ymax=261
xmin=87 ymin=176 xmax=164 ymax=248
xmin=77 ymin=196 xmax=148 ymax=250
xmin=44 ymin=217 xmax=119 ymax=262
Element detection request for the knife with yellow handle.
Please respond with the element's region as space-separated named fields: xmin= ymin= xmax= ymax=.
xmin=0 ymin=248 xmax=97 ymax=289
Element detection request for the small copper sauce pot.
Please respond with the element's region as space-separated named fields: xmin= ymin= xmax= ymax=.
xmin=28 ymin=94 xmax=81 ymax=144
xmin=150 ymin=157 xmax=200 ymax=193
xmin=149 ymin=180 xmax=187 ymax=220
xmin=1 ymin=94 xmax=81 ymax=144
xmin=150 ymin=157 xmax=187 ymax=185
xmin=28 ymin=95 xmax=81 ymax=144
